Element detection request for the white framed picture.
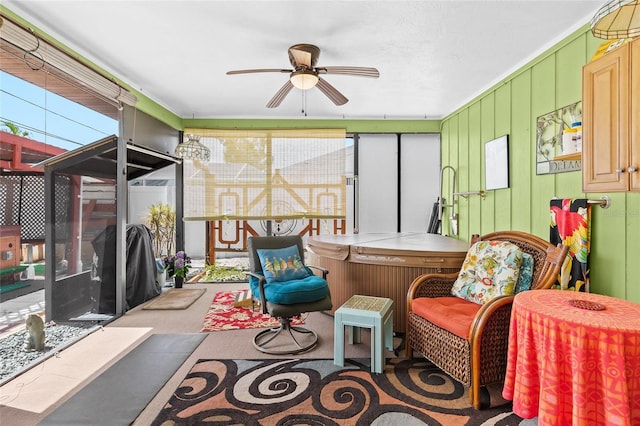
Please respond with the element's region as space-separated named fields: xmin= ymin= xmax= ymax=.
xmin=485 ymin=135 xmax=509 ymax=190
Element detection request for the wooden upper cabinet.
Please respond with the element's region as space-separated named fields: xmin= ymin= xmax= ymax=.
xmin=582 ymin=38 xmax=639 ymax=192
xmin=631 ymin=39 xmax=640 ymax=191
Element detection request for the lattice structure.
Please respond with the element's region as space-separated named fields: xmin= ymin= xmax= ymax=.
xmin=1 ymin=173 xmax=43 ymax=241
xmin=0 ymin=172 xmax=71 ymax=243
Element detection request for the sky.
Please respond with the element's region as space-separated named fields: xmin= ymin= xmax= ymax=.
xmin=0 ymin=70 xmax=118 ymax=151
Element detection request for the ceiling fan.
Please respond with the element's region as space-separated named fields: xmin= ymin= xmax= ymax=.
xmin=226 ymin=43 xmax=380 ymax=108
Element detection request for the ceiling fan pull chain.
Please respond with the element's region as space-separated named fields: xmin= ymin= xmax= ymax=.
xmin=301 ymin=90 xmax=307 ymax=116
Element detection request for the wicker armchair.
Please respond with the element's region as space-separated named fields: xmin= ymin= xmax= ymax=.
xmin=406 ymin=230 xmax=568 ymax=409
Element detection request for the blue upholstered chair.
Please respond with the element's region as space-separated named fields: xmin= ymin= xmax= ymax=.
xmin=247 ymin=235 xmax=332 ymax=355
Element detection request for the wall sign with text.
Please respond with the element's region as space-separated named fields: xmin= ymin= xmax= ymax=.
xmin=535 ymin=101 xmax=581 ymax=175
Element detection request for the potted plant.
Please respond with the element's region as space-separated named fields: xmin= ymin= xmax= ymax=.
xmin=146 ymin=203 xmax=175 ymax=257
xmin=163 ymin=251 xmax=191 ymax=288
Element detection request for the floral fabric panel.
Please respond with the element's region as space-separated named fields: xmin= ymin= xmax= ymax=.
xmin=514 ymin=253 xmax=534 ymax=294
xmin=549 ymin=198 xmax=591 ymax=292
xmin=256 ymin=245 xmax=310 ymax=283
xmin=451 ymin=240 xmax=523 ymax=304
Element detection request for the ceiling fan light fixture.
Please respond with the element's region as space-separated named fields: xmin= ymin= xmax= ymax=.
xmin=290 ymin=70 xmax=319 ymax=90
xmin=591 ymin=0 xmax=640 ymax=39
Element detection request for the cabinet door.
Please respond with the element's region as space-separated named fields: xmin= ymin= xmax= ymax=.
xmin=582 ymin=45 xmax=630 ymax=192
xmin=631 ymin=39 xmax=640 ymax=190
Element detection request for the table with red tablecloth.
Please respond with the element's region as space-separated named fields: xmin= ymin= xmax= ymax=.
xmin=503 ymin=289 xmax=640 ymax=425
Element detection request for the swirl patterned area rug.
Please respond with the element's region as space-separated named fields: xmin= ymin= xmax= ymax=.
xmin=152 ymin=358 xmax=527 ymax=425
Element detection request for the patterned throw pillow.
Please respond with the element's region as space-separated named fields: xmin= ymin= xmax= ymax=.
xmin=451 ymin=240 xmax=523 ymax=304
xmin=256 ymin=245 xmax=310 ymax=283
xmin=515 ymin=253 xmax=534 ymax=294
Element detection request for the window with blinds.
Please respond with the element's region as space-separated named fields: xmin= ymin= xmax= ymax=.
xmin=182 ymin=128 xmax=347 ymax=221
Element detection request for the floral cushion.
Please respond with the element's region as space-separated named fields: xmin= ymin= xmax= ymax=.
xmin=451 ymin=240 xmax=523 ymax=304
xmin=256 ymin=245 xmax=310 ymax=283
xmin=515 ymin=253 xmax=534 ymax=294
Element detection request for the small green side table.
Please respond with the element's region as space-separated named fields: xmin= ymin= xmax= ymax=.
xmin=333 ymin=294 xmax=394 ymax=373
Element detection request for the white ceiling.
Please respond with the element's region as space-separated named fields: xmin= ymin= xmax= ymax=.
xmin=3 ymin=0 xmax=604 ymax=120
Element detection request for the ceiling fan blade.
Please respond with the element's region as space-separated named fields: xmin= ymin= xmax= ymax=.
xmin=227 ymin=68 xmax=291 ymax=75
xmin=316 ymin=77 xmax=348 ymax=106
xmin=266 ymin=80 xmax=294 ymax=108
xmin=317 ymin=66 xmax=380 ymax=78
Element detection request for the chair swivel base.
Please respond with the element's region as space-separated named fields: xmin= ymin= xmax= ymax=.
xmin=253 ymin=317 xmax=318 ymax=355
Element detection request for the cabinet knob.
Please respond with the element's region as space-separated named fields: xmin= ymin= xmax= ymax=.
xmin=628 ymin=167 xmax=638 ymax=173
xmin=616 ymin=168 xmax=625 ymax=174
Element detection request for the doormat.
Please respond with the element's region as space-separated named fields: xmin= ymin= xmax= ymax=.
xmin=142 ymin=288 xmax=205 ymax=310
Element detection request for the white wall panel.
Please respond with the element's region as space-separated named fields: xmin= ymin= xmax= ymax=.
xmin=400 ymin=134 xmax=440 ymax=232
xmin=357 ymin=134 xmax=398 ymax=233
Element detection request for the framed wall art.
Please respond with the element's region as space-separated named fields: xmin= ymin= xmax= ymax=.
xmin=485 ymin=134 xmax=509 ymax=190
xmin=535 ymin=101 xmax=581 ymax=175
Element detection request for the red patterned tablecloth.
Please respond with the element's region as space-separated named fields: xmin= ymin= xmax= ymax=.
xmin=503 ymin=289 xmax=640 ymax=425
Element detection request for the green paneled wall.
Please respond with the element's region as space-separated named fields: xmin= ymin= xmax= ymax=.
xmin=457 ymin=110 xmax=470 ymax=238
xmin=510 ymin=71 xmax=532 ymax=231
xmin=480 ymin=95 xmax=496 ymax=235
xmin=440 ymin=25 xmax=640 ymax=303
xmin=467 ymin=104 xmax=482 ymax=236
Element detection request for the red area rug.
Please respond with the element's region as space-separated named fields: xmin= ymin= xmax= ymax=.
xmin=201 ymin=290 xmax=303 ymax=332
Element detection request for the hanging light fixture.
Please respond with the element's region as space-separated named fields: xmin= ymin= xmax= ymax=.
xmin=290 ymin=69 xmax=319 ymax=90
xmin=174 ymin=134 xmax=210 ymax=161
xmin=591 ymin=0 xmax=640 ymax=39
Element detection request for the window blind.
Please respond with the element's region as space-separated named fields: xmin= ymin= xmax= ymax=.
xmin=0 ymin=15 xmax=137 ymax=107
xmin=182 ymin=128 xmax=347 ymax=221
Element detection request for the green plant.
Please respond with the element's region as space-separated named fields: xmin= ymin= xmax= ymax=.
xmin=202 ymin=263 xmax=247 ymax=282
xmin=146 ymin=203 xmax=176 ymax=257
xmin=1 ymin=121 xmax=30 ymax=137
